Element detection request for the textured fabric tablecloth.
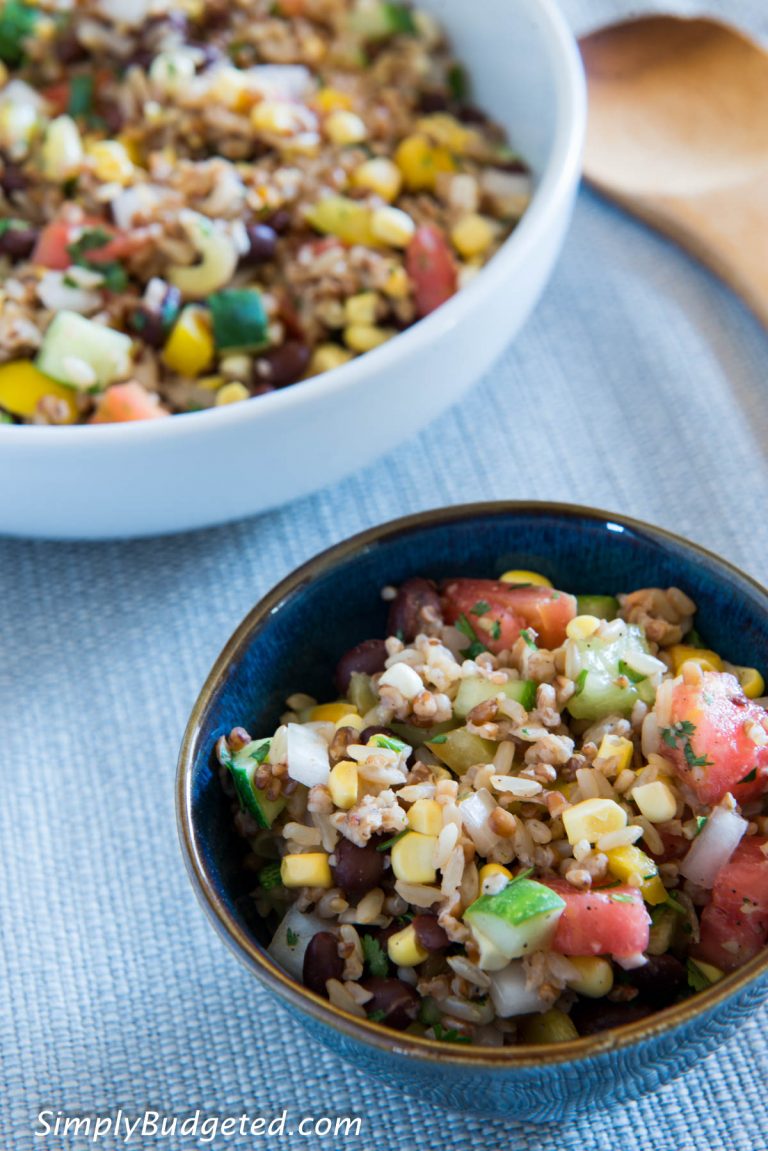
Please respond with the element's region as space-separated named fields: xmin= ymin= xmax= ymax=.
xmin=3 ymin=3 xmax=768 ymax=1148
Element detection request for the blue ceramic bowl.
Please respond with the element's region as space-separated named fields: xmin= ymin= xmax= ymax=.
xmin=177 ymin=503 xmax=768 ymax=1120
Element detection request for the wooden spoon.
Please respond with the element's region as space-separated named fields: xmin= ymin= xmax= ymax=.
xmin=580 ymin=17 xmax=768 ymax=326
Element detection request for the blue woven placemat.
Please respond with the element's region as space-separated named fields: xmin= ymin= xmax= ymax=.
xmin=3 ymin=4 xmax=768 ymax=1148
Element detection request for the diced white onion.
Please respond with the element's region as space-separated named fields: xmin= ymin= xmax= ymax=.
xmin=37 ymin=271 xmax=102 ymax=315
xmin=679 ymin=804 xmax=748 ymax=889
xmin=110 ymin=184 xmax=163 ymax=230
xmin=286 ymin=722 xmax=330 ymax=788
xmin=268 ymin=905 xmax=329 ymax=981
xmin=489 ymin=962 xmax=548 ymax=1018
xmin=615 ymin=953 xmax=648 ymax=971
xmin=378 ymin=662 xmax=424 ymax=700
xmin=459 ymin=788 xmax=500 ymax=857
xmin=620 ymin=650 xmax=667 ymax=678
xmin=243 ymin=65 xmax=314 ymax=100
xmin=97 ymin=0 xmax=152 ymax=26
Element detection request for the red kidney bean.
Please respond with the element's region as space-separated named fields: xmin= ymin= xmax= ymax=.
xmin=253 ymin=341 xmax=311 ymax=389
xmin=412 ymin=914 xmax=450 ymax=951
xmin=628 ymin=954 xmax=687 ymax=1009
xmin=0 ymin=226 xmax=37 ymax=260
xmin=241 ymin=223 xmax=278 ymax=266
xmin=335 ymin=638 xmax=387 ymax=695
xmin=570 ymin=999 xmax=653 ymax=1037
xmin=303 ymin=932 xmax=343 ymax=998
xmin=387 ymin=578 xmax=442 ymax=642
xmin=251 ymin=382 xmax=276 ymax=398
xmin=331 ymin=837 xmax=385 ymax=902
xmin=361 ymin=978 xmax=420 ymax=1030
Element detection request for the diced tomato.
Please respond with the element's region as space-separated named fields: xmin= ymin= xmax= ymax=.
xmin=40 ymin=81 xmax=71 ymax=116
xmin=406 ymin=224 xmax=457 ymax=318
xmin=695 ymin=837 xmax=768 ymax=971
xmin=32 ymin=218 xmax=128 ymax=270
xmin=89 ymin=382 xmax=170 ymax=424
xmin=440 ymin=578 xmax=577 ymax=654
xmin=546 ymin=881 xmax=651 ymax=959
xmin=659 ymin=671 xmax=768 ymax=806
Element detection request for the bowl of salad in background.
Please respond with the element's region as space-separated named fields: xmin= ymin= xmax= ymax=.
xmin=0 ymin=0 xmax=584 ymax=538
xmin=177 ymin=502 xmax=768 ymax=1120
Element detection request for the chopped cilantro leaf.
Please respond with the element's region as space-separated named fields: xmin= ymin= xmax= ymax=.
xmin=98 ymin=262 xmax=128 ymax=292
xmin=447 ymin=62 xmax=468 ymax=101
xmin=67 ymin=228 xmax=113 ymax=262
xmin=370 ymin=734 xmax=407 ymax=753
xmin=285 ymin=928 xmax=299 ymax=947
xmin=510 ymin=867 xmax=533 ymax=884
xmin=362 ymin=935 xmax=388 ymax=977
xmin=574 ymin=668 xmax=588 ymax=694
xmin=455 ymin=612 xmax=487 ymax=659
xmin=695 ymin=815 xmax=708 ymax=835
xmin=0 ymin=0 xmax=39 ymax=67
xmin=258 ymin=862 xmax=282 ymax=890
xmin=741 ymin=768 xmax=757 ymax=784
xmin=433 ymin=1023 xmax=471 ymax=1044
xmin=0 ymin=218 xmax=27 ymax=236
xmin=384 ymin=3 xmax=417 ymax=34
xmin=249 ymin=741 xmax=271 ymax=765
xmin=617 ymin=659 xmax=647 ymax=684
xmin=470 ymin=600 xmax=491 ymax=617
xmin=376 ymin=828 xmax=408 ymax=852
xmin=519 ymin=629 xmax=537 ymax=650
xmin=368 ymin=1009 xmax=387 ymax=1023
xmin=429 ymin=734 xmax=447 ymax=744
xmin=68 ymin=74 xmax=94 ymax=118
xmin=666 ymin=892 xmax=687 ymax=915
xmin=686 ymin=958 xmax=711 ymax=992
xmin=609 ymin=893 xmax=634 ymax=904
xmin=490 ymin=620 xmax=501 ymax=641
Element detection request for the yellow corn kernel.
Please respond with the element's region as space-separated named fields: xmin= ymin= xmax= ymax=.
xmin=391 ymin=831 xmax=438 ymax=884
xmin=116 ymin=132 xmax=143 ymax=165
xmin=328 ymin=760 xmax=359 ymax=810
xmin=325 ymin=109 xmax=367 ymax=146
xmin=450 ymin=213 xmax=494 ymax=259
xmin=281 ymin=852 xmax=333 ymax=889
xmin=387 ymin=924 xmax=429 ymax=967
xmin=407 ymin=799 xmax=443 ymax=837
xmin=394 ymin=134 xmax=455 ymax=191
xmin=41 ymin=115 xmax=83 ymax=182
xmin=343 ymin=324 xmax=393 ymax=353
xmin=305 ymin=196 xmax=376 ymax=246
xmin=352 ymin=157 xmax=402 ymax=203
xmin=416 ymin=113 xmax=473 ymax=154
xmin=162 ymin=306 xmax=214 ymax=377
xmin=216 ymin=382 xmax=250 ymax=406
xmin=382 ymin=265 xmax=410 ymax=299
xmin=566 ymin=615 xmax=601 ymax=641
xmin=500 ymin=570 xmax=552 ymax=587
xmin=694 ymin=959 xmax=725 ymax=984
xmin=519 ymin=1009 xmax=579 ymax=1045
xmin=344 ymin=292 xmax=379 ymax=327
xmin=197 ymin=375 xmax=225 ymax=391
xmin=310 ymin=702 xmax=355 ymax=724
xmin=314 ymin=87 xmax=353 ymax=113
xmin=632 ymin=780 xmax=677 ymax=823
xmin=334 ymin=712 xmax=365 ymax=732
xmin=251 ymin=100 xmax=307 ymax=136
xmin=567 ymin=956 xmax=614 ymax=999
xmin=562 ymin=798 xmax=627 ymax=846
xmin=308 ymin=343 xmax=354 ymax=375
xmin=0 ymin=100 xmax=37 ymax=158
xmin=596 ymin=734 xmax=634 ymax=774
xmin=0 ymin=361 xmax=78 ymax=421
xmin=733 ymin=666 xmax=765 ymax=699
xmin=605 ymin=844 xmax=667 ymax=905
xmin=370 ymin=205 xmax=416 ymax=248
xmin=87 ymin=140 xmax=134 ymax=184
xmin=478 ymin=863 xmax=512 ymax=891
xmin=669 ymin=644 xmax=724 ymax=675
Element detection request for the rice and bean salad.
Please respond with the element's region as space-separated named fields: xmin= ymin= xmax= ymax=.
xmin=0 ymin=0 xmax=530 ymax=424
xmin=217 ymin=572 xmax=768 ymax=1045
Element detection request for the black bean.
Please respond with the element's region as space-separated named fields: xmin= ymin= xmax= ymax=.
xmin=335 ymin=639 xmax=388 ymax=695
xmin=570 ymin=999 xmax=653 ymax=1037
xmin=628 ymin=954 xmax=687 ymax=1009
xmin=387 ymin=577 xmax=442 ymax=642
xmin=331 ymin=838 xmax=385 ymax=902
xmin=0 ymin=164 xmax=28 ymax=196
xmin=493 ymin=156 xmax=528 ymax=175
xmin=0 ymin=227 xmax=37 ymax=260
xmin=251 ymin=382 xmax=276 ymax=398
xmin=253 ymin=341 xmax=310 ymax=389
xmin=303 ymin=932 xmax=344 ymax=998
xmin=412 ymin=914 xmax=450 ymax=951
xmin=55 ymin=29 xmax=87 ymax=64
xmin=361 ymin=978 xmax=420 ymax=1030
xmin=418 ymin=90 xmax=450 ymax=113
xmin=265 ymin=208 xmax=292 ymax=235
xmin=241 ymin=223 xmax=278 ymax=266
xmin=127 ymin=284 xmax=181 ymax=348
xmin=456 ymin=103 xmax=490 ymax=125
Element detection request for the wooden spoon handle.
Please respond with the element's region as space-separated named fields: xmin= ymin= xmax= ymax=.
xmin=588 ymin=173 xmax=768 ymax=328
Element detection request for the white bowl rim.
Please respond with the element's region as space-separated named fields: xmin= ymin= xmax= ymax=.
xmin=1 ymin=0 xmax=585 ymax=446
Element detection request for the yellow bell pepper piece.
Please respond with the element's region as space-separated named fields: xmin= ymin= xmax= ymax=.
xmin=310 ymin=702 xmax=356 ymax=724
xmin=733 ymin=666 xmax=765 ymax=699
xmin=305 ymin=196 xmax=378 ymax=246
xmin=162 ymin=306 xmax=214 ymax=377
xmin=0 ymin=361 xmax=78 ymax=421
xmin=394 ymin=134 xmax=455 ymax=191
xmin=669 ymin=644 xmax=724 ymax=675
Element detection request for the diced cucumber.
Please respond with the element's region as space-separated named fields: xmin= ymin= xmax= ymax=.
xmin=348 ymin=1 xmax=416 ymax=40
xmin=465 ymin=878 xmax=565 ymax=960
xmin=348 ymin=672 xmax=378 ymax=716
xmin=518 ymin=1008 xmax=579 ymax=1044
xmin=36 ymin=311 xmax=133 ymax=390
xmin=453 ymin=676 xmax=536 ymax=720
xmin=567 ymin=623 xmax=657 ymax=721
xmin=576 ymin=595 xmax=619 ymax=621
xmin=390 ymin=719 xmax=454 ymax=746
xmin=224 ymin=737 xmax=286 ymax=828
xmin=426 ymin=727 xmax=496 ymax=775
xmin=209 ymin=289 xmax=268 ymax=352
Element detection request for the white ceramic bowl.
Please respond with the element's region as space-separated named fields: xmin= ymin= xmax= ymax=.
xmin=0 ymin=0 xmax=585 ymax=539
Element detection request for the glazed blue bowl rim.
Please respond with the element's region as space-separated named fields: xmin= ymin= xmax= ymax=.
xmin=177 ymin=500 xmax=768 ymax=1067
